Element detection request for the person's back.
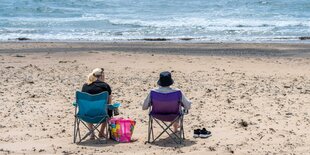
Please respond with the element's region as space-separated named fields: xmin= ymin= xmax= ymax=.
xmin=82 ymin=79 xmax=111 ymax=95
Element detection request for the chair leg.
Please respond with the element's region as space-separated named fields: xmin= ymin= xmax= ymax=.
xmin=179 ymin=123 xmax=182 ymax=144
xmin=147 ymin=116 xmax=156 ymax=143
xmin=152 ymin=118 xmax=179 ymax=144
xmin=162 ymin=121 xmax=181 ymax=139
xmin=178 ymin=115 xmax=185 ymax=144
xmin=73 ymin=117 xmax=77 ymax=143
xmin=147 ymin=116 xmax=154 ymax=143
xmin=148 ymin=116 xmax=151 ymax=143
xmin=95 ymin=122 xmax=108 ymax=144
xmin=98 ymin=117 xmax=109 ymax=137
xmin=77 ymin=117 xmax=109 ymax=144
xmin=78 ymin=121 xmax=96 ymax=143
xmin=98 ymin=118 xmax=109 ymax=143
xmin=151 ymin=117 xmax=155 ymax=142
xmin=181 ymin=116 xmax=185 ymax=140
xmin=77 ymin=120 xmax=81 ymax=142
xmin=79 ymin=130 xmax=93 ymax=143
xmin=151 ymin=116 xmax=185 ymax=144
xmin=106 ymin=121 xmax=109 ymax=138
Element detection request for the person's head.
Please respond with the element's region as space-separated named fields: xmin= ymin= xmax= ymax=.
xmin=157 ymin=71 xmax=174 ymax=87
xmin=86 ymin=68 xmax=105 ymax=85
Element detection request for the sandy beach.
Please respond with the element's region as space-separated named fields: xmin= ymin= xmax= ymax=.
xmin=0 ymin=42 xmax=310 ymax=155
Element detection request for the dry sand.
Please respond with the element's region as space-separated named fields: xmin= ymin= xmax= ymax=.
xmin=0 ymin=42 xmax=310 ymax=155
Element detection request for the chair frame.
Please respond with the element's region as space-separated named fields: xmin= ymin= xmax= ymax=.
xmin=147 ymin=91 xmax=186 ymax=144
xmin=73 ymin=91 xmax=110 ymax=144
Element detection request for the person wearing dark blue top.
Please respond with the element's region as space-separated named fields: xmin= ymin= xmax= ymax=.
xmin=82 ymin=68 xmax=112 ymax=140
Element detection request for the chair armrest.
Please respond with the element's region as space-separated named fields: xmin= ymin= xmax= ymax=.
xmin=72 ymin=101 xmax=77 ymax=107
xmin=108 ymin=102 xmax=121 ymax=110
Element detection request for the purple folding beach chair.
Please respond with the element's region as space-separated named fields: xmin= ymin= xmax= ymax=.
xmin=148 ymin=90 xmax=186 ymax=144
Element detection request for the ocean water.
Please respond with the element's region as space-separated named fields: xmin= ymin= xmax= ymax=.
xmin=0 ymin=0 xmax=310 ymax=42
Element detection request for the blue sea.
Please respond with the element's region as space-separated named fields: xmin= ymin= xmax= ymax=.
xmin=0 ymin=0 xmax=310 ymax=42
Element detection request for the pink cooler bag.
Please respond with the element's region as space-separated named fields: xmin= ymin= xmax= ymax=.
xmin=109 ymin=118 xmax=136 ymax=143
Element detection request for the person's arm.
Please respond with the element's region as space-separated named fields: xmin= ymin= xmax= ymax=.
xmin=81 ymin=83 xmax=87 ymax=92
xmin=107 ymin=84 xmax=112 ymax=104
xmin=108 ymin=95 xmax=112 ymax=105
xmin=181 ymin=91 xmax=191 ymax=110
xmin=142 ymin=93 xmax=151 ymax=110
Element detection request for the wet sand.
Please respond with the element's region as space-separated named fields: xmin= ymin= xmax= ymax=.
xmin=1 ymin=42 xmax=310 ymax=57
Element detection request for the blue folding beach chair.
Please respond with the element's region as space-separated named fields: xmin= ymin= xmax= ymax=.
xmin=73 ymin=91 xmax=110 ymax=143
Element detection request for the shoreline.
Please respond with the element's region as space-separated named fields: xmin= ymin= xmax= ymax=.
xmin=0 ymin=42 xmax=310 ymax=57
xmin=3 ymin=35 xmax=310 ymax=43
xmin=3 ymin=38 xmax=310 ymax=44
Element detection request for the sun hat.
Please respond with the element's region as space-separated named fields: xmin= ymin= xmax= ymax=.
xmin=157 ymin=71 xmax=174 ymax=87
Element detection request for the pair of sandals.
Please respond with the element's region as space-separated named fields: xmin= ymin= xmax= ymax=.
xmin=193 ymin=128 xmax=212 ymax=138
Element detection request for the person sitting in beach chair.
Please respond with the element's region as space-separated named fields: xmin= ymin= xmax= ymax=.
xmin=81 ymin=68 xmax=113 ymax=140
xmin=142 ymin=71 xmax=191 ymax=144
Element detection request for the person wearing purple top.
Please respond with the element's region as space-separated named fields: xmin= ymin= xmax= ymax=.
xmin=143 ymin=71 xmax=192 ymax=132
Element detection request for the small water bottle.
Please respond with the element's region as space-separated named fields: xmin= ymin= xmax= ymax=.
xmin=112 ymin=102 xmax=121 ymax=116
xmin=114 ymin=108 xmax=120 ymax=116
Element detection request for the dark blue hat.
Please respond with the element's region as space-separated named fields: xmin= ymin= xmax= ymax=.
xmin=157 ymin=71 xmax=174 ymax=87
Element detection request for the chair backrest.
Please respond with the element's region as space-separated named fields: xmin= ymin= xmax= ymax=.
xmin=150 ymin=90 xmax=182 ymax=114
xmin=76 ymin=91 xmax=108 ymax=117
